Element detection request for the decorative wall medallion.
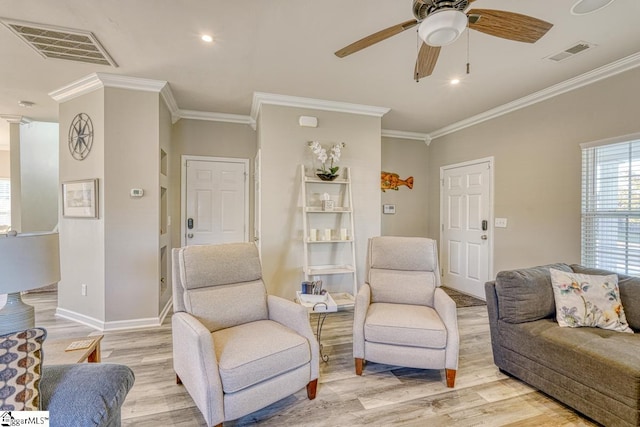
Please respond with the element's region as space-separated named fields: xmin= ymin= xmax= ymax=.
xmin=68 ymin=113 xmax=94 ymax=160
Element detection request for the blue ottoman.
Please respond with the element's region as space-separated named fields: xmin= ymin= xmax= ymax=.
xmin=40 ymin=363 xmax=135 ymax=427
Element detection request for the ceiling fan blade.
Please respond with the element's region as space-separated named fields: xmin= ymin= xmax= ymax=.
xmin=335 ymin=19 xmax=418 ymax=58
xmin=414 ymin=43 xmax=441 ymax=81
xmin=467 ymin=9 xmax=553 ymax=43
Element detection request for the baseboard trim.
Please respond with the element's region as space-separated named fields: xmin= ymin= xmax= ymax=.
xmin=56 ymin=300 xmax=173 ymax=332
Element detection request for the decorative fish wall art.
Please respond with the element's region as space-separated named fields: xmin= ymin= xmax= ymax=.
xmin=381 ymin=171 xmax=414 ymax=192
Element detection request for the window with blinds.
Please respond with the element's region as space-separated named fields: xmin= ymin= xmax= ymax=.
xmin=582 ymin=139 xmax=640 ymax=276
xmin=0 ymin=178 xmax=10 ymax=228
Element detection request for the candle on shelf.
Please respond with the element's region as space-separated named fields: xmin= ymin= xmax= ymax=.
xmin=340 ymin=228 xmax=348 ymax=240
xmin=309 ymin=229 xmax=317 ymax=241
xmin=324 ymin=229 xmax=332 ymax=241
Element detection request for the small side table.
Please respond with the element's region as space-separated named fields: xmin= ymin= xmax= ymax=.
xmin=295 ymin=292 xmax=337 ymax=362
xmin=44 ymin=335 xmax=104 ymax=365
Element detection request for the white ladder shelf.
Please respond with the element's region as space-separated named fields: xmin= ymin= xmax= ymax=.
xmin=300 ymin=164 xmax=357 ymax=309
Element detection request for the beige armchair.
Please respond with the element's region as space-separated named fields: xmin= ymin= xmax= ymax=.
xmin=353 ymin=236 xmax=459 ymax=387
xmin=172 ymin=243 xmax=319 ymax=427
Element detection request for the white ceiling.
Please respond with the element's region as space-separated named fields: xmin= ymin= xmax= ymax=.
xmin=1 ymin=0 xmax=639 ymax=150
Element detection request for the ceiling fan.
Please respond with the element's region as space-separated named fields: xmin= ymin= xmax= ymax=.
xmin=334 ymin=0 xmax=554 ymax=81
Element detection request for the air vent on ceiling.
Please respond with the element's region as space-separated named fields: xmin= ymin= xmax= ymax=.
xmin=546 ymin=41 xmax=596 ymax=62
xmin=0 ymin=18 xmax=117 ymax=67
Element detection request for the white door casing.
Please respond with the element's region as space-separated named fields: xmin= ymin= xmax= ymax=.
xmin=181 ymin=156 xmax=249 ymax=247
xmin=440 ymin=158 xmax=494 ymax=300
xmin=253 ymin=149 xmax=261 ymax=254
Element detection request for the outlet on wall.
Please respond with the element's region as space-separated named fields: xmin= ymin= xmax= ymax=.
xmin=81 ymin=284 xmax=87 ymax=296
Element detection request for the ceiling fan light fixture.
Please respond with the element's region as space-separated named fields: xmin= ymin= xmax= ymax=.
xmin=418 ymin=9 xmax=467 ymax=47
xmin=570 ymin=0 xmax=614 ymax=15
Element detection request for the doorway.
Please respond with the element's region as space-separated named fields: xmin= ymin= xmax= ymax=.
xmin=181 ymin=156 xmax=249 ymax=247
xmin=440 ymin=158 xmax=494 ymax=299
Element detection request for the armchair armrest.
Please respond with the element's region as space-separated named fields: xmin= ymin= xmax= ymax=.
xmin=353 ymin=284 xmax=371 ymax=359
xmin=434 ymin=288 xmax=459 ymax=370
xmin=172 ymin=312 xmax=224 ymax=427
xmin=267 ymin=295 xmax=320 ymax=381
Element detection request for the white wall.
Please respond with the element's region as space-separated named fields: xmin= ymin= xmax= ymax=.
xmin=427 ymin=66 xmax=640 ymax=275
xmin=0 ymin=150 xmax=9 ymax=178
xmin=257 ymin=104 xmax=381 ymax=298
xmin=19 ymin=121 xmax=59 ymax=232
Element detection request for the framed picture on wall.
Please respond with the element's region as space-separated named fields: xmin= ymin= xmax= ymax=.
xmin=62 ymin=179 xmax=98 ymax=218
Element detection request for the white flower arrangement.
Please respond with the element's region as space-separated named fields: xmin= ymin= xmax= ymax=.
xmin=308 ymin=141 xmax=346 ymax=177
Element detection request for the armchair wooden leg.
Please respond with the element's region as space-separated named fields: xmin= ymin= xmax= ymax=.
xmin=176 ymin=374 xmax=182 ymax=385
xmin=355 ymin=358 xmax=364 ymax=376
xmin=445 ymin=369 xmax=456 ymax=388
xmin=306 ymin=379 xmax=318 ymax=400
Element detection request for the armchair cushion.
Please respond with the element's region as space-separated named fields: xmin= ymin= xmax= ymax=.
xmin=185 ymin=280 xmax=268 ymax=332
xmin=364 ymin=303 xmax=447 ymax=348
xmin=181 ymin=243 xmax=262 ymax=289
xmin=213 ymin=320 xmax=311 ymax=394
xmin=369 ymin=269 xmax=437 ymax=306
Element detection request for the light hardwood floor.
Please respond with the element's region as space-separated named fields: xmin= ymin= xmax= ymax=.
xmin=24 ymin=292 xmax=598 ymax=426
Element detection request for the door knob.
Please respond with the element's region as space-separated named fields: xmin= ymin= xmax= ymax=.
xmin=187 ymin=233 xmax=194 ymax=239
xmin=481 ymin=235 xmax=488 ymax=240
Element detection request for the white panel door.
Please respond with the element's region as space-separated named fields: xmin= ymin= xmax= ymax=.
xmin=441 ymin=160 xmax=492 ymax=299
xmin=185 ymin=159 xmax=247 ymax=246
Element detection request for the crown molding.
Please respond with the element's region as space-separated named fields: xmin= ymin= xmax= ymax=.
xmin=160 ymin=84 xmax=180 ymax=124
xmin=429 ymin=51 xmax=640 ymax=140
xmin=251 ymin=92 xmax=390 ymax=130
xmin=0 ymin=114 xmax=31 ymax=124
xmin=382 ymin=129 xmax=432 ymax=145
xmin=50 ymin=72 xmax=181 ymax=122
xmin=178 ymin=110 xmax=254 ymax=126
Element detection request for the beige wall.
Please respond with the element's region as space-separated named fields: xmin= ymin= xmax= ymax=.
xmin=381 ymin=137 xmax=429 ymax=237
xmin=427 ymin=67 xmax=640 ymax=276
xmin=0 ymin=150 xmax=9 ymax=178
xmin=58 ymin=86 xmax=171 ymax=328
xmin=171 ymin=119 xmax=257 ymax=248
xmin=58 ymin=88 xmax=106 ymax=321
xmin=103 ymin=88 xmax=162 ymax=322
xmin=258 ymin=104 xmax=382 ymax=298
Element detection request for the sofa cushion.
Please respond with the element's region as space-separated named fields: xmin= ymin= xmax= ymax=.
xmin=213 ymin=320 xmax=310 ymax=394
xmin=571 ymin=264 xmax=640 ymax=331
xmin=498 ymin=318 xmax=640 ymax=410
xmin=0 ymin=328 xmax=46 ymax=411
xmin=364 ymin=302 xmax=447 ymax=348
xmin=550 ymin=268 xmax=632 ymax=333
xmin=40 ymin=363 xmax=135 ymax=427
xmin=495 ymin=263 xmax=573 ymax=323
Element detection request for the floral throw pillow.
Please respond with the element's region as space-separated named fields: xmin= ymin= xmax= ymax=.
xmin=0 ymin=327 xmax=47 ymax=410
xmin=550 ymin=268 xmax=633 ymax=333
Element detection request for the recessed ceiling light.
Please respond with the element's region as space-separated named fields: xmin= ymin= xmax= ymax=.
xmin=201 ymin=34 xmax=213 ymax=43
xmin=18 ymin=100 xmax=35 ymax=108
xmin=450 ymin=79 xmax=460 ymax=85
xmin=571 ymin=0 xmax=614 ymax=15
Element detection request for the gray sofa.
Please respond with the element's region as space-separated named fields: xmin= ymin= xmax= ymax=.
xmin=485 ymin=263 xmax=640 ymax=427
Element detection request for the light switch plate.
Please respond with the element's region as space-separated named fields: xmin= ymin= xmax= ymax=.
xmin=495 ymin=218 xmax=508 ymax=228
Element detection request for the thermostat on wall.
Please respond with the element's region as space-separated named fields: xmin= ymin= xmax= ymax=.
xmin=383 ymin=204 xmax=396 ymax=214
xmin=130 ymin=188 xmax=144 ymax=198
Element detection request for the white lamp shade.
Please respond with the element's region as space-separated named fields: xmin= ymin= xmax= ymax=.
xmin=418 ymin=9 xmax=468 ymax=47
xmin=0 ymin=232 xmax=61 ymax=294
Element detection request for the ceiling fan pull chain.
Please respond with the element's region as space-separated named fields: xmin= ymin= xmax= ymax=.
xmin=466 ymin=24 xmax=471 ymax=75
